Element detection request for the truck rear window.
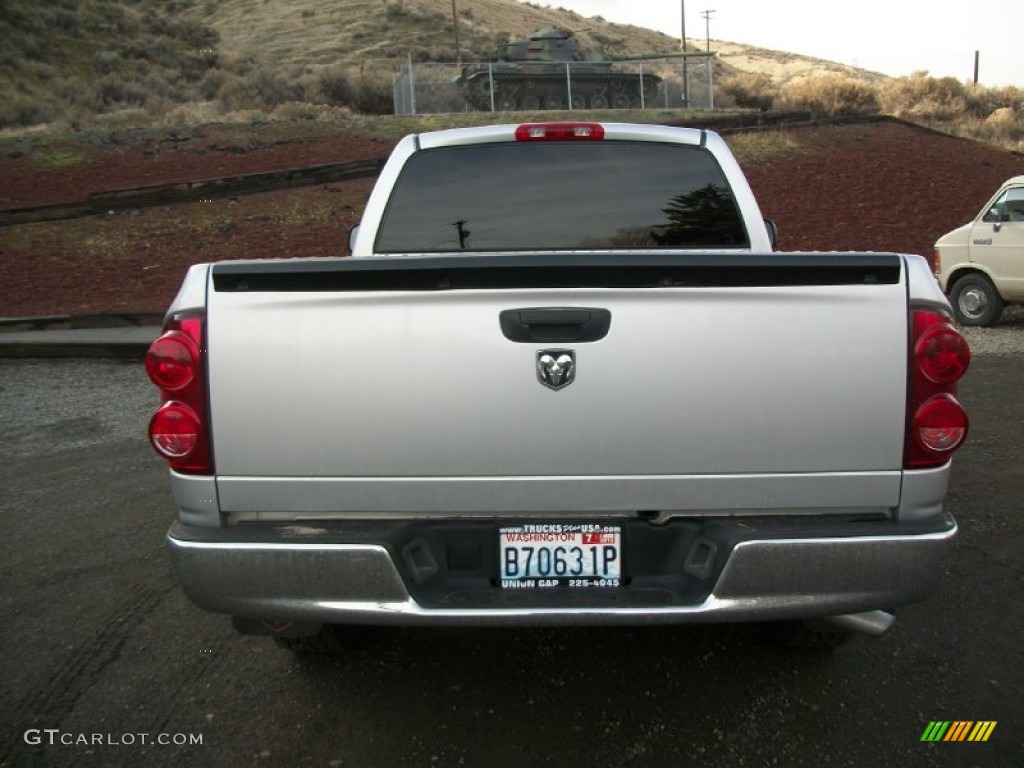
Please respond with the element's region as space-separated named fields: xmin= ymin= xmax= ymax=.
xmin=375 ymin=141 xmax=749 ymax=252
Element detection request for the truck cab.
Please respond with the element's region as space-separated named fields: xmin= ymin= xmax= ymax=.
xmin=935 ymin=175 xmax=1024 ymax=326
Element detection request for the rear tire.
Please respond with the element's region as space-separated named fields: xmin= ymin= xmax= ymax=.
xmin=765 ymin=620 xmax=852 ymax=650
xmin=950 ymin=274 xmax=1004 ymax=326
xmin=273 ymin=625 xmax=367 ymax=654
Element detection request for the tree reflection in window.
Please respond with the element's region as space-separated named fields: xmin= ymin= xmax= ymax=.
xmin=581 ymin=226 xmax=658 ymax=248
xmin=652 ymin=183 xmax=746 ymax=247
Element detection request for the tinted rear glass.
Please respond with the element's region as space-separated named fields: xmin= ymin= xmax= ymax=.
xmin=375 ymin=141 xmax=749 ymax=252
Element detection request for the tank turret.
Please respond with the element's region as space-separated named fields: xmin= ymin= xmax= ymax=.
xmin=458 ymin=28 xmax=685 ymax=111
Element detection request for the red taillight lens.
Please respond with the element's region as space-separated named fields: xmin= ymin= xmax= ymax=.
xmin=913 ymin=394 xmax=969 ymax=454
xmin=915 ymin=322 xmax=971 ymax=384
xmin=146 ymin=331 xmax=198 ymax=391
xmin=905 ymin=309 xmax=970 ymax=469
xmin=146 ymin=312 xmax=212 ymax=474
xmin=149 ymin=401 xmax=201 ymax=458
xmin=515 ymin=123 xmax=605 ymax=141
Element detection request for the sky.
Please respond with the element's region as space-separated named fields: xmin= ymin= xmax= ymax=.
xmin=530 ymin=0 xmax=1021 ymax=88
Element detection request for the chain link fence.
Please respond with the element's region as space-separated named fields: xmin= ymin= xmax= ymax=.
xmin=393 ymin=57 xmax=716 ymax=115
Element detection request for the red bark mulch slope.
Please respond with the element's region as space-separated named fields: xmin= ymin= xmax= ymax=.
xmin=0 ymin=126 xmax=393 ymax=209
xmin=741 ymin=121 xmax=1023 ymax=261
xmin=1 ymin=119 xmax=1022 ymax=319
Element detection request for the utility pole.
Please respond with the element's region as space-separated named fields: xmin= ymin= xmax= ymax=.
xmin=452 ymin=0 xmax=461 ymax=65
xmin=701 ymin=9 xmax=716 ymax=52
xmin=680 ymin=0 xmax=689 ymax=108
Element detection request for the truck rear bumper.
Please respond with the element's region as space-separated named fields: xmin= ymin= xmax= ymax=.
xmin=166 ymin=514 xmax=958 ymax=627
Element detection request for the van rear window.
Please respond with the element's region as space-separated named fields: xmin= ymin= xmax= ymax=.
xmin=375 ymin=141 xmax=749 ymax=252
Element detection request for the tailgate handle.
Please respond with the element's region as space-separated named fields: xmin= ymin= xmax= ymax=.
xmin=499 ymin=307 xmax=611 ymax=343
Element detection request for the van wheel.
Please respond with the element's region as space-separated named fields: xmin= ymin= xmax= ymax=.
xmin=273 ymin=625 xmax=366 ymax=654
xmin=951 ymin=274 xmax=1004 ymax=326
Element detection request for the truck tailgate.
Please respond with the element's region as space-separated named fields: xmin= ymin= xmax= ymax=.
xmin=206 ymin=254 xmax=908 ymax=515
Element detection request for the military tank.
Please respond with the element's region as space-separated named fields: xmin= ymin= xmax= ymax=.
xmin=458 ymin=28 xmax=685 ymax=111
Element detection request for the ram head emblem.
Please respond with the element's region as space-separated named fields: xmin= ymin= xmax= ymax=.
xmin=536 ymin=350 xmax=576 ymax=391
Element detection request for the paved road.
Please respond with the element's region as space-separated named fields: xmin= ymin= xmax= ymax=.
xmin=0 ymin=353 xmax=1020 ymax=768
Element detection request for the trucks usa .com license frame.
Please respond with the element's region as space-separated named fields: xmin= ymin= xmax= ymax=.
xmin=499 ymin=523 xmax=622 ymax=589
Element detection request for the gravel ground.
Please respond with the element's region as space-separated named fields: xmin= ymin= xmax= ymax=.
xmin=958 ymin=305 xmax=1024 ymax=356
xmin=0 ymin=358 xmax=150 ymax=459
xmin=2 ymin=355 xmax=1022 ymax=768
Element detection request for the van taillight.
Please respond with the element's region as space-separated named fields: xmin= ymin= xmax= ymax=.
xmin=904 ymin=310 xmax=970 ymax=469
xmin=146 ymin=313 xmax=212 ymax=474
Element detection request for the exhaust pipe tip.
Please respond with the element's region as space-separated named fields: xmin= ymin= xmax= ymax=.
xmin=822 ymin=610 xmax=896 ymax=637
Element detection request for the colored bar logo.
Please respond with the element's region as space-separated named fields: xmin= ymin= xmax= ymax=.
xmin=921 ymin=721 xmax=997 ymax=742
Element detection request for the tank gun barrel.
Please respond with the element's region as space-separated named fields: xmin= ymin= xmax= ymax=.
xmin=609 ymin=50 xmax=713 ymax=62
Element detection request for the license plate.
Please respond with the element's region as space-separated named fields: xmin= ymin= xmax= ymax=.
xmin=499 ymin=524 xmax=622 ymax=588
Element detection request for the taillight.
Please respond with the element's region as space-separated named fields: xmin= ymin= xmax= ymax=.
xmin=515 ymin=123 xmax=605 ymax=141
xmin=905 ymin=310 xmax=970 ymax=468
xmin=914 ymin=394 xmax=969 ymax=453
xmin=146 ymin=330 xmax=198 ymax=391
xmin=915 ymin=321 xmax=970 ymax=384
xmin=150 ymin=402 xmax=202 ymax=458
xmin=146 ymin=312 xmax=212 ymax=474
xmin=927 ymin=249 xmax=941 ymax=275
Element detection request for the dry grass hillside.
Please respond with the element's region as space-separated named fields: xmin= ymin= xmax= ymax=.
xmin=1 ymin=0 xmax=892 ymax=130
xmin=712 ymin=41 xmax=888 ymax=86
xmin=190 ymin=0 xmax=886 ymax=83
xmin=187 ymin=0 xmax=892 ymax=100
xmin=0 ymin=0 xmax=1020 ymax=151
xmin=188 ymin=0 xmax=692 ymax=65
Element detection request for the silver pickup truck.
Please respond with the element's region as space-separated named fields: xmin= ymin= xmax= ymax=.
xmin=146 ymin=122 xmax=971 ymax=651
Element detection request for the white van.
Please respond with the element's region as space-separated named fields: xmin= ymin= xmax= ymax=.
xmin=935 ymin=175 xmax=1024 ymax=326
